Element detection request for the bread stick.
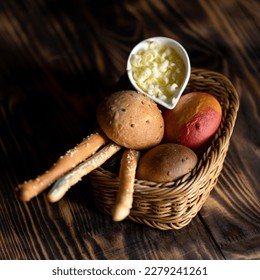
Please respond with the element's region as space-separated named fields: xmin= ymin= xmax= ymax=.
xmin=47 ymin=142 xmax=122 ymax=203
xmin=18 ymin=131 xmax=108 ymax=201
xmin=112 ymin=149 xmax=140 ymax=222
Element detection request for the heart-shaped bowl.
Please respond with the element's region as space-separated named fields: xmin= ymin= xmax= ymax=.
xmin=126 ymin=36 xmax=191 ymax=109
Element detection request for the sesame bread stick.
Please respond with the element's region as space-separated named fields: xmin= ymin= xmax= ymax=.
xmin=18 ymin=131 xmax=108 ymax=201
xmin=47 ymin=142 xmax=122 ymax=203
xmin=112 ymin=149 xmax=140 ymax=222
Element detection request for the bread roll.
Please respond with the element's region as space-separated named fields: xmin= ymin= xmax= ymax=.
xmin=136 ymin=143 xmax=198 ymax=182
xmin=96 ymin=90 xmax=164 ymax=150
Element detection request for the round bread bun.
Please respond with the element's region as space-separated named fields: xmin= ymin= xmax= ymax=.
xmin=96 ymin=90 xmax=164 ymax=150
xmin=136 ymin=143 xmax=198 ymax=182
xmin=163 ymin=92 xmax=222 ymax=152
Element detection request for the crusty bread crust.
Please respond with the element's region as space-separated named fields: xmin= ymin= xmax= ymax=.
xmin=96 ymin=91 xmax=164 ymax=150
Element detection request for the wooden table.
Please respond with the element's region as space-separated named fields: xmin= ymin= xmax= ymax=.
xmin=0 ymin=0 xmax=259 ymax=260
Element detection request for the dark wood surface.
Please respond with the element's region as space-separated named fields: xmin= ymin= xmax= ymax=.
xmin=0 ymin=0 xmax=259 ymax=260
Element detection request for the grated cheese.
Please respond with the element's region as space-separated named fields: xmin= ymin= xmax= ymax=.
xmin=129 ymin=41 xmax=185 ymax=101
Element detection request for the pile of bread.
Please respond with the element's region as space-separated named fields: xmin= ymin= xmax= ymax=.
xmin=18 ymin=89 xmax=222 ymax=222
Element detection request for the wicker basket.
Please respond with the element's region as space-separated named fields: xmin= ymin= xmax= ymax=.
xmin=89 ymin=68 xmax=239 ymax=230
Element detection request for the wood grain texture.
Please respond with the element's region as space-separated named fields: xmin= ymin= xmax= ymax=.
xmin=0 ymin=0 xmax=259 ymax=259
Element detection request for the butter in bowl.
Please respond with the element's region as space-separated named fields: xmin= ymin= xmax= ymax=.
xmin=126 ymin=36 xmax=191 ymax=109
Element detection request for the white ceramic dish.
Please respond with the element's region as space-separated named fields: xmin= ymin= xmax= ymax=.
xmin=126 ymin=36 xmax=191 ymax=109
